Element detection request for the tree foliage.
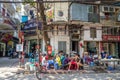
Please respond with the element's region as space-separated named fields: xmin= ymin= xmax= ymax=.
xmin=23 ymin=0 xmax=49 ymax=46
xmin=23 ymin=0 xmax=36 ymax=8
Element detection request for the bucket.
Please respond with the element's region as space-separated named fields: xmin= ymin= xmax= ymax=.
xmin=30 ymin=64 xmax=36 ymax=71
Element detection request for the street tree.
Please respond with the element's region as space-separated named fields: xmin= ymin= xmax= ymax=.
xmin=23 ymin=0 xmax=50 ymax=48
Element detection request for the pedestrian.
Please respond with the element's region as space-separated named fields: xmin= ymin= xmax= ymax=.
xmin=101 ymin=50 xmax=106 ymax=59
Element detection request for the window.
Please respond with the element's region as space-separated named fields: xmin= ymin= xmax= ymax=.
xmin=102 ymin=6 xmax=115 ymax=12
xmin=90 ymin=28 xmax=96 ymax=38
xmin=104 ymin=7 xmax=109 ymax=12
xmin=109 ymin=7 xmax=114 ymax=12
xmin=113 ymin=28 xmax=117 ymax=35
xmin=107 ymin=28 xmax=113 ymax=35
xmin=58 ymin=41 xmax=66 ymax=53
xmin=88 ymin=5 xmax=93 ymax=13
xmin=102 ymin=27 xmax=108 ymax=35
xmin=58 ymin=26 xmax=65 ymax=35
xmin=88 ymin=5 xmax=97 ymax=13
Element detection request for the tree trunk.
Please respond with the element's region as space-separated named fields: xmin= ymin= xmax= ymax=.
xmin=38 ymin=0 xmax=49 ymax=46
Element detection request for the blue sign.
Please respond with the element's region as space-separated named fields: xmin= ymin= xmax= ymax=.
xmin=21 ymin=19 xmax=42 ymax=30
xmin=22 ymin=16 xmax=28 ymax=23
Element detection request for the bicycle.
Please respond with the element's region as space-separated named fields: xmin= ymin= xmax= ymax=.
xmin=35 ymin=62 xmax=47 ymax=80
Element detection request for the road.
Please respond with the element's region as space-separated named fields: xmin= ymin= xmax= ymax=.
xmin=0 ymin=57 xmax=120 ymax=80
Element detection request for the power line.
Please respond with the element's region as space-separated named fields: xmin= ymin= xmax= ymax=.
xmin=0 ymin=0 xmax=119 ymax=5
xmin=0 ymin=0 xmax=88 ymax=3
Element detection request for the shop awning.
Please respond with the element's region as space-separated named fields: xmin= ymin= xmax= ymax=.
xmin=0 ymin=23 xmax=14 ymax=30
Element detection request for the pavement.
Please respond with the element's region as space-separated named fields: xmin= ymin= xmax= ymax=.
xmin=0 ymin=57 xmax=120 ymax=80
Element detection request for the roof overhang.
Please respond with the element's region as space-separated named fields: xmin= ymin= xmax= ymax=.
xmin=74 ymin=0 xmax=120 ymax=6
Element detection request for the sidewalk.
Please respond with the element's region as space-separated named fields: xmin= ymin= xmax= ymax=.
xmin=0 ymin=57 xmax=28 ymax=79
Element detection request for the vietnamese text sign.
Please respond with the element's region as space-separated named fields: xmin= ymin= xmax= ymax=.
xmin=102 ymin=35 xmax=120 ymax=41
xmin=16 ymin=44 xmax=23 ymax=52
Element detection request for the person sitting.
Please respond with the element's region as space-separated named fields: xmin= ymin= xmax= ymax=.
xmin=47 ymin=55 xmax=54 ymax=70
xmin=101 ymin=50 xmax=106 ymax=59
xmin=68 ymin=54 xmax=78 ymax=71
xmin=83 ymin=52 xmax=92 ymax=65
xmin=61 ymin=54 xmax=70 ymax=69
xmin=75 ymin=54 xmax=83 ymax=70
xmin=41 ymin=54 xmax=48 ymax=69
xmin=54 ymin=54 xmax=61 ymax=70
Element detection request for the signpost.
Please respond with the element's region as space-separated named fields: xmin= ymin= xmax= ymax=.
xmin=18 ymin=31 xmax=24 ymax=68
xmin=16 ymin=44 xmax=23 ymax=52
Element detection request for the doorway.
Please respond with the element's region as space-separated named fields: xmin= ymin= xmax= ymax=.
xmin=118 ymin=42 xmax=120 ymax=59
xmin=72 ymin=41 xmax=78 ymax=53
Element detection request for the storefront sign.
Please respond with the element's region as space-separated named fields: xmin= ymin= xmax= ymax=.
xmin=21 ymin=19 xmax=42 ymax=30
xmin=102 ymin=35 xmax=120 ymax=41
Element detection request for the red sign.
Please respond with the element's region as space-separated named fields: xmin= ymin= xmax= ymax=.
xmin=102 ymin=35 xmax=120 ymax=41
xmin=47 ymin=45 xmax=52 ymax=55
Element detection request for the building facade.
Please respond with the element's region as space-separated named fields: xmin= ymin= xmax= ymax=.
xmin=47 ymin=2 xmax=120 ymax=58
xmin=21 ymin=1 xmax=120 ymax=58
xmin=0 ymin=1 xmax=22 ymax=57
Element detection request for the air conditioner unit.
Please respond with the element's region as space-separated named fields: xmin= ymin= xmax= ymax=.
xmin=102 ymin=6 xmax=115 ymax=12
xmin=55 ymin=10 xmax=68 ymax=21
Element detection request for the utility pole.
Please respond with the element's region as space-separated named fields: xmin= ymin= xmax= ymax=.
xmin=18 ymin=24 xmax=24 ymax=68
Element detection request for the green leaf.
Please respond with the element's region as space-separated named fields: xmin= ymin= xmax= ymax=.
xmin=23 ymin=0 xmax=35 ymax=7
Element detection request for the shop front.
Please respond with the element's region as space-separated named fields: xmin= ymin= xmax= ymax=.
xmin=84 ymin=41 xmax=99 ymax=56
xmin=24 ymin=37 xmax=42 ymax=55
xmin=101 ymin=35 xmax=120 ymax=58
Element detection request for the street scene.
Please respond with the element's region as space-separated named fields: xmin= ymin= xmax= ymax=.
xmin=0 ymin=0 xmax=120 ymax=80
xmin=0 ymin=57 xmax=120 ymax=80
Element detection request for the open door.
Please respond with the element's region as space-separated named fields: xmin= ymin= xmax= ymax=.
xmin=72 ymin=41 xmax=79 ymax=53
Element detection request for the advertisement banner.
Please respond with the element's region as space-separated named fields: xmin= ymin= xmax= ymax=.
xmin=21 ymin=19 xmax=42 ymax=30
xmin=102 ymin=35 xmax=120 ymax=41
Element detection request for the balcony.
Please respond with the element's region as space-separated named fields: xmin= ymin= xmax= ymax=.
xmin=88 ymin=13 xmax=100 ymax=23
xmin=100 ymin=12 xmax=116 ymax=26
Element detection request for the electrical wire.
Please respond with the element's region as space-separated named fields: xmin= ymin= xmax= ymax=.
xmin=0 ymin=0 xmax=119 ymax=6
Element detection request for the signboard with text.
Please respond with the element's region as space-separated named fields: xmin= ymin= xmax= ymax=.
xmin=21 ymin=19 xmax=42 ymax=30
xmin=102 ymin=35 xmax=120 ymax=41
xmin=16 ymin=44 xmax=23 ymax=52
